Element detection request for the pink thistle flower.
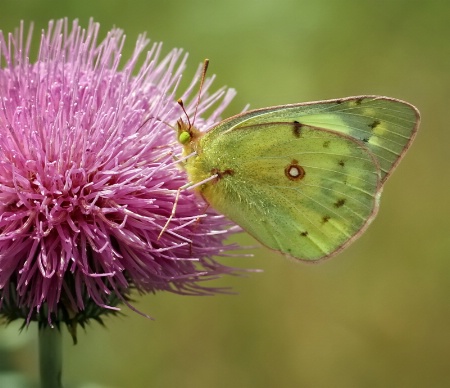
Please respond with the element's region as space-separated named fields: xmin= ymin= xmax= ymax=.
xmin=0 ymin=19 xmax=242 ymax=335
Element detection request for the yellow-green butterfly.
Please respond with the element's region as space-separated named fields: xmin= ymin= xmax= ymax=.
xmin=177 ymin=62 xmax=420 ymax=262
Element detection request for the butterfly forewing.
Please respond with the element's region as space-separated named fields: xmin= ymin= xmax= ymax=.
xmin=211 ymin=96 xmax=419 ymax=183
xmin=189 ymin=122 xmax=382 ymax=261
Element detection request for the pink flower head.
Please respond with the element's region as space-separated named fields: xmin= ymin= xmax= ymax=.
xmin=0 ymin=19 xmax=241 ymax=334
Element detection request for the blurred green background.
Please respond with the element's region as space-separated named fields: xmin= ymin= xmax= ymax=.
xmin=0 ymin=1 xmax=448 ymax=387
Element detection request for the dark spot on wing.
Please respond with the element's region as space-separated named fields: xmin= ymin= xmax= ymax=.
xmin=362 ymin=137 xmax=370 ymax=143
xmin=369 ymin=119 xmax=381 ymax=129
xmin=323 ymin=140 xmax=330 ymax=148
xmin=322 ymin=215 xmax=331 ymax=224
xmin=355 ymin=98 xmax=364 ymax=105
xmin=334 ymin=198 xmax=346 ymax=208
xmin=292 ymin=121 xmax=303 ymax=138
xmin=300 ymin=231 xmax=308 ymax=237
xmin=338 ymin=160 xmax=345 ymax=167
xmin=285 ymin=160 xmax=305 ymax=181
xmin=336 ymin=99 xmax=343 ymax=104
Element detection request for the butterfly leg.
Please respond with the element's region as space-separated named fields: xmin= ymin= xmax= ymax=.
xmin=158 ymin=188 xmax=181 ymax=240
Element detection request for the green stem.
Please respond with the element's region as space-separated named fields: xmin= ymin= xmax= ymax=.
xmin=38 ymin=325 xmax=63 ymax=388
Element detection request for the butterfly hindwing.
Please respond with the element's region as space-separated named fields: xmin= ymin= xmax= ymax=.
xmin=188 ymin=122 xmax=382 ymax=261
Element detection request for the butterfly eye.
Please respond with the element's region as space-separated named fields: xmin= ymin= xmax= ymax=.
xmin=179 ymin=131 xmax=191 ymax=144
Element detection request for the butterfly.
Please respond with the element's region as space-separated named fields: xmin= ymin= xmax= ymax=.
xmin=176 ymin=61 xmax=420 ymax=262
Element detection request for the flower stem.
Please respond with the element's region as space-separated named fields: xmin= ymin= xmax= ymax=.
xmin=38 ymin=325 xmax=63 ymax=388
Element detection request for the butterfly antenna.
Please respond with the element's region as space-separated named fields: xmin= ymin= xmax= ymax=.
xmin=177 ymin=59 xmax=209 ymax=130
xmin=177 ymin=98 xmax=191 ymax=129
xmin=192 ymin=58 xmax=209 ymax=126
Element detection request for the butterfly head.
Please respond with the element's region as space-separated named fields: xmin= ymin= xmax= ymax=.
xmin=176 ymin=92 xmax=204 ymax=155
xmin=176 ymin=117 xmax=202 ymax=152
xmin=177 ymin=118 xmax=192 ymax=144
